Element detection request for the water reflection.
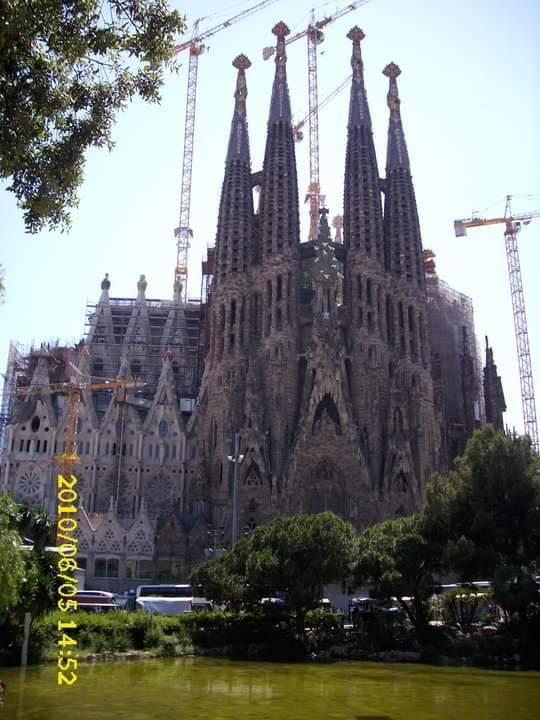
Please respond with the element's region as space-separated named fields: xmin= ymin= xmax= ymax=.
xmin=0 ymin=658 xmax=537 ymax=720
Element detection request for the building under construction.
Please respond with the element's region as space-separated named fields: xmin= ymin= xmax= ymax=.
xmin=0 ymin=20 xmax=507 ymax=590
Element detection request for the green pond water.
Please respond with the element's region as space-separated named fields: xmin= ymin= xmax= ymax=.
xmin=1 ymin=658 xmax=539 ymax=720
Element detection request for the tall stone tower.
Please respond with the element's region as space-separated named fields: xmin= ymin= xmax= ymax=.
xmin=192 ymin=23 xmax=440 ymax=537
xmin=380 ymin=58 xmax=438 ymax=502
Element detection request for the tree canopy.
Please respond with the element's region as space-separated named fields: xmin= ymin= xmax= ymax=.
xmin=0 ymin=493 xmax=57 ymax=620
xmin=0 ymin=0 xmax=185 ymax=232
xmin=423 ymin=426 xmax=540 ymax=579
xmin=191 ymin=512 xmax=356 ymax=632
xmin=0 ymin=494 xmax=26 ymax=619
xmin=354 ymin=514 xmax=440 ymax=633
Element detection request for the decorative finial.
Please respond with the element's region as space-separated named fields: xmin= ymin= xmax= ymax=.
xmin=101 ymin=273 xmax=110 ymax=291
xmin=232 ymin=54 xmax=250 ymax=108
xmin=233 ymin=54 xmax=251 ymax=71
xmin=383 ymin=62 xmax=402 ymax=112
xmin=383 ymin=62 xmax=401 ymax=79
xmin=137 ymin=274 xmax=147 ymax=293
xmin=348 ymin=27 xmax=366 ymax=78
xmin=272 ymin=21 xmax=289 ymax=67
xmin=332 ymin=215 xmax=343 ymax=244
xmin=272 ymin=21 xmax=290 ymax=38
xmin=347 ymin=26 xmax=365 ymax=43
xmin=173 ymin=276 xmax=183 ymax=303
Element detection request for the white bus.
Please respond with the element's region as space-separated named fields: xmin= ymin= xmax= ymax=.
xmin=135 ymin=584 xmax=211 ymax=615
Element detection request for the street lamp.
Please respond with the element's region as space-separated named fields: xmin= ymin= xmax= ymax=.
xmin=205 ymin=525 xmax=226 ymax=558
xmin=227 ymin=432 xmax=244 ymax=546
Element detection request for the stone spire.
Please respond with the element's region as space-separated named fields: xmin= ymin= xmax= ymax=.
xmin=215 ymin=55 xmax=254 ymax=281
xmin=343 ymin=28 xmax=384 ymax=262
xmin=483 ymin=336 xmax=506 ymax=431
xmin=268 ymin=21 xmax=292 ymax=124
xmin=382 ymin=62 xmax=424 ymax=287
xmin=383 ymin=62 xmax=410 ymax=169
xmin=260 ymin=22 xmax=300 ymax=255
xmin=226 ymin=54 xmax=251 ymax=163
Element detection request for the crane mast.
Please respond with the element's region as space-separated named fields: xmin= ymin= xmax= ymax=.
xmin=454 ymin=196 xmax=539 ymax=451
xmin=173 ymin=0 xmax=279 ymax=302
xmin=174 ymin=44 xmax=200 ymax=302
xmin=307 ymin=13 xmax=322 ymax=240
xmin=503 ymin=197 xmax=538 ymax=452
xmin=293 ymin=74 xmax=351 ymax=142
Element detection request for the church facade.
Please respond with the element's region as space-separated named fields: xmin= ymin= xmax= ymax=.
xmin=0 ymin=23 xmax=505 ymax=591
xmin=191 ymin=24 xmax=438 ymax=535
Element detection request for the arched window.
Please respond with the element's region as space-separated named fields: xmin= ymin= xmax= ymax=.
xmin=159 ymin=420 xmax=168 ymax=438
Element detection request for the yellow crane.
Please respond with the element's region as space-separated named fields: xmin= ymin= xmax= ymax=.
xmin=19 ymin=366 xmax=144 ymax=478
xmin=454 ymin=196 xmax=540 ymax=451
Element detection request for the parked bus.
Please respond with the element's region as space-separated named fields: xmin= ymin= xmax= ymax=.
xmin=135 ymin=584 xmax=211 ymax=614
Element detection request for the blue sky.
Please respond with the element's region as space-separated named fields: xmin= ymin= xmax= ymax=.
xmin=1 ymin=0 xmax=539 ymax=436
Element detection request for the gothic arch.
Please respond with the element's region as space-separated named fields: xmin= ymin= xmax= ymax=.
xmin=312 ymin=393 xmax=342 ymax=436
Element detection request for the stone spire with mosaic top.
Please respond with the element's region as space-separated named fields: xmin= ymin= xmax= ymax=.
xmin=215 ymin=54 xmax=255 ymax=281
xmin=343 ymin=27 xmax=384 ymax=265
xmin=382 ymin=62 xmax=424 ymax=287
xmin=260 ymin=22 xmax=300 ymax=257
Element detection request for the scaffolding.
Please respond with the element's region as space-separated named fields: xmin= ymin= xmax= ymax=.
xmin=84 ymin=297 xmax=203 ymax=411
xmin=426 ymin=274 xmax=484 ymax=463
xmin=0 ymin=342 xmax=27 ymax=460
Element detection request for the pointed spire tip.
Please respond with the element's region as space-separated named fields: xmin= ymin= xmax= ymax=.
xmin=272 ymin=21 xmax=290 ymax=38
xmin=233 ymin=54 xmax=251 ymax=71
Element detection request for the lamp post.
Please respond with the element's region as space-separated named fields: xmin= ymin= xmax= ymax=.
xmin=227 ymin=432 xmax=244 ymax=546
xmin=205 ymin=525 xmax=225 ymax=558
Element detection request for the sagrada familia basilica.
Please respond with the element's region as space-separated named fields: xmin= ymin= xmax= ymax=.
xmin=0 ymin=24 xmax=506 ymax=590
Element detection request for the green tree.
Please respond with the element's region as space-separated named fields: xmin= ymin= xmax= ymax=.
xmin=0 ymin=493 xmax=27 ymax=619
xmin=191 ymin=513 xmax=356 ymax=633
xmin=0 ymin=0 xmax=185 ymax=232
xmin=355 ymin=514 xmax=441 ymax=637
xmin=245 ymin=512 xmax=356 ymax=632
xmin=492 ymin=565 xmax=539 ymax=625
xmin=0 ymin=494 xmax=57 ymax=620
xmin=190 ymin=539 xmax=251 ymax=608
xmin=423 ymin=426 xmax=540 ymax=579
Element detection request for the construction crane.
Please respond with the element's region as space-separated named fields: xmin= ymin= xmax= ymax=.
xmin=172 ymin=0 xmax=279 ymax=303
xmin=18 ymin=367 xmax=144 ymax=478
xmin=264 ymin=1 xmax=371 ymax=241
xmin=454 ymin=196 xmax=540 ymax=451
xmin=292 ymin=74 xmax=352 ymax=142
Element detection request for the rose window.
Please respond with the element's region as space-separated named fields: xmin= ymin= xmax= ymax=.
xmin=16 ymin=470 xmax=41 ymax=501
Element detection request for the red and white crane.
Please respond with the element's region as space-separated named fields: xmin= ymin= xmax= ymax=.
xmin=173 ymin=0 xmax=279 ymax=302
xmin=454 ymin=196 xmax=540 ymax=451
xmin=264 ymin=1 xmax=371 ymax=241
